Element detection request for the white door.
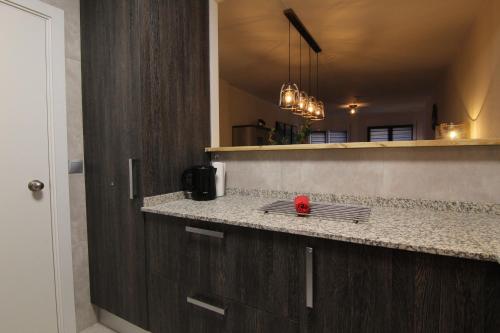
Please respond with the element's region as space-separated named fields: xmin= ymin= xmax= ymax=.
xmin=0 ymin=1 xmax=60 ymax=332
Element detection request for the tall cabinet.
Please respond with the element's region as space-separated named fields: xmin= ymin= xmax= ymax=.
xmin=81 ymin=0 xmax=210 ymax=328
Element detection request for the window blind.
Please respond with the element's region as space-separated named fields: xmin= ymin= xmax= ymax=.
xmin=368 ymin=125 xmax=413 ymax=142
xmin=328 ymin=131 xmax=348 ymax=143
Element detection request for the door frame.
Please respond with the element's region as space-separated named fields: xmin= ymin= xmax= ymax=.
xmin=1 ymin=1 xmax=76 ymax=332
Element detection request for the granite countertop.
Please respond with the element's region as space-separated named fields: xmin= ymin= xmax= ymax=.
xmin=141 ymin=191 xmax=500 ymax=263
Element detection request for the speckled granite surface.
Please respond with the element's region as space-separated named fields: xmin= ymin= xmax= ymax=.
xmin=142 ymin=193 xmax=500 ymax=263
xmin=226 ymin=188 xmax=500 ymax=215
xmin=143 ymin=191 xmax=185 ymax=207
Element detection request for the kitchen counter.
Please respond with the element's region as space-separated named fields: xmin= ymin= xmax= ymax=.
xmin=141 ymin=190 xmax=500 ymax=263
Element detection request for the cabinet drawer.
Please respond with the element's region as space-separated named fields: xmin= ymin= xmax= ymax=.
xmin=146 ymin=214 xmax=225 ymax=286
xmin=146 ymin=214 xmax=300 ymax=321
xmin=149 ymin=273 xmax=298 ymax=333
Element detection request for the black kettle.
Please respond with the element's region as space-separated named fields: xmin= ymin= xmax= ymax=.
xmin=182 ymin=165 xmax=217 ymax=201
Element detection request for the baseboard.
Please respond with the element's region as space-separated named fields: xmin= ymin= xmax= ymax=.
xmin=98 ymin=308 xmax=150 ymax=333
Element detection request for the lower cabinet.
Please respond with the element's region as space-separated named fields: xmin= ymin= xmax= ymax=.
xmin=298 ymin=237 xmax=500 ymax=333
xmin=145 ymin=213 xmax=500 ymax=333
xmin=145 ymin=214 xmax=300 ymax=333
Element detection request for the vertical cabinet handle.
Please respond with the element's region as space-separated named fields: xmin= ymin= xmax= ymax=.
xmin=129 ymin=158 xmax=138 ymax=200
xmin=306 ymin=247 xmax=314 ymax=309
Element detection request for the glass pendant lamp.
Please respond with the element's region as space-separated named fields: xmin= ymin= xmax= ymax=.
xmin=313 ymin=101 xmax=325 ymax=120
xmin=279 ymin=21 xmax=299 ymax=110
xmin=293 ymin=36 xmax=308 ymax=115
xmin=305 ymin=96 xmax=317 ymax=118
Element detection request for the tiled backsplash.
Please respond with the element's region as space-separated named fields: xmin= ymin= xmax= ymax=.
xmin=215 ymin=145 xmax=500 ymax=203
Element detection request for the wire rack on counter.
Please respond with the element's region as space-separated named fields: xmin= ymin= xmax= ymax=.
xmin=259 ymin=200 xmax=371 ymax=224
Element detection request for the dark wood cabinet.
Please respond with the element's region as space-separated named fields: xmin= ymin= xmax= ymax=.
xmin=298 ymin=237 xmax=393 ymax=332
xmin=146 ymin=213 xmax=500 ymax=333
xmin=145 ymin=214 xmax=300 ymax=332
xmin=298 ymin=237 xmax=500 ymax=333
xmin=81 ymin=0 xmax=210 ymax=328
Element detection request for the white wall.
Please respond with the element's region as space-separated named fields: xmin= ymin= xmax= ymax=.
xmin=40 ymin=0 xmax=97 ymax=331
xmin=219 ymin=79 xmax=303 ymax=146
xmin=437 ymin=0 xmax=500 ymax=139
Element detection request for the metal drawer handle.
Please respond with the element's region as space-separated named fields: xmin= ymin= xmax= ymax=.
xmin=306 ymin=247 xmax=313 ymax=309
xmin=187 ymin=297 xmax=225 ymax=316
xmin=185 ymin=226 xmax=224 ymax=239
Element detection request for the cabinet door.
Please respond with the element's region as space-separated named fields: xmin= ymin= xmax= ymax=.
xmin=81 ymin=0 xmax=147 ymax=328
xmin=299 ymin=237 xmax=500 ymax=333
xmin=298 ymin=238 xmax=393 ymax=333
xmin=140 ymin=0 xmax=210 ymax=196
xmin=225 ymin=299 xmax=299 ymax=333
xmin=224 ymin=226 xmax=301 ymax=320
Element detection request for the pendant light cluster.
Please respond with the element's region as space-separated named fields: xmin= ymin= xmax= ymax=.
xmin=278 ymin=21 xmax=300 ymax=111
xmin=279 ymin=12 xmax=325 ymax=121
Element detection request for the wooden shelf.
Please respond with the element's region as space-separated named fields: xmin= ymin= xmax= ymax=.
xmin=205 ymin=139 xmax=500 ymax=153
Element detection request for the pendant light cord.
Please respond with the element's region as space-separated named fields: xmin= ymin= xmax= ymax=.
xmin=288 ymin=21 xmax=291 ymax=82
xmin=308 ymin=47 xmax=311 ymax=92
xmin=316 ymin=52 xmax=319 ymax=97
xmin=299 ymin=36 xmax=302 ymax=88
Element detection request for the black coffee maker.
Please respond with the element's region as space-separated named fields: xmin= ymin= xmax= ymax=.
xmin=182 ymin=165 xmax=217 ymax=201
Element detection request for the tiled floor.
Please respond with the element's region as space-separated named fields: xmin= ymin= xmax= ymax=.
xmin=81 ymin=323 xmax=116 ymax=333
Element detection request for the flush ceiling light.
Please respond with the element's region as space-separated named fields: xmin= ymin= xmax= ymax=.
xmin=279 ymin=21 xmax=299 ymax=110
xmin=349 ymin=104 xmax=358 ymax=115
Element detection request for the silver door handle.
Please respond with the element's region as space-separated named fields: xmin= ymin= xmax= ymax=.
xmin=306 ymin=247 xmax=313 ymax=309
xmin=28 ymin=180 xmax=44 ymax=192
xmin=187 ymin=297 xmax=225 ymax=316
xmin=185 ymin=226 xmax=224 ymax=239
xmin=129 ymin=158 xmax=138 ymax=200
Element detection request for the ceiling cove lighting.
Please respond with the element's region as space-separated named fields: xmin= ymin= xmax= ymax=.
xmin=279 ymin=21 xmax=300 ymax=111
xmin=280 ymin=8 xmax=326 ymax=121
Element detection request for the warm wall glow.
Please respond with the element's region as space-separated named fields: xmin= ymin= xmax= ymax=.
xmin=438 ymin=0 xmax=500 ymax=139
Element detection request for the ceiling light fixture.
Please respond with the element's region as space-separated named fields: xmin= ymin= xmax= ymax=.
xmin=281 ymin=8 xmax=326 ymax=121
xmin=279 ymin=21 xmax=299 ymax=111
xmin=349 ymin=104 xmax=358 ymax=115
